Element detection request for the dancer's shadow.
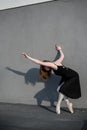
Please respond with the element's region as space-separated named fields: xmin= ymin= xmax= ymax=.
xmin=6 ymin=67 xmax=61 ymax=106
xmin=6 ymin=67 xmax=42 ymax=85
xmin=6 ymin=51 xmax=61 ymax=107
xmin=34 ymin=74 xmax=61 ymax=106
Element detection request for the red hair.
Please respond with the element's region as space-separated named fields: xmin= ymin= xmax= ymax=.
xmin=39 ymin=60 xmax=52 ymax=80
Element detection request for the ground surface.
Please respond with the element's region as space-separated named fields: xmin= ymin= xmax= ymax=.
xmin=0 ymin=103 xmax=87 ymax=130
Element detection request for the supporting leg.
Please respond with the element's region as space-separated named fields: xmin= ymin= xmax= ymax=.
xmin=56 ymin=92 xmax=64 ymax=114
xmin=57 ymin=82 xmax=64 ymax=92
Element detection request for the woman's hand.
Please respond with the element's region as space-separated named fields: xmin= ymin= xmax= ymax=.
xmin=55 ymin=44 xmax=62 ymax=51
xmin=21 ymin=52 xmax=28 ymax=58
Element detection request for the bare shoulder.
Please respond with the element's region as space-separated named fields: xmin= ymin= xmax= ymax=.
xmin=51 ymin=62 xmax=58 ymax=70
xmin=53 ymin=61 xmax=63 ymax=67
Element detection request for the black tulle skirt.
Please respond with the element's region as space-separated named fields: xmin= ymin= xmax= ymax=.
xmin=54 ymin=66 xmax=81 ymax=99
xmin=59 ymin=74 xmax=81 ymax=99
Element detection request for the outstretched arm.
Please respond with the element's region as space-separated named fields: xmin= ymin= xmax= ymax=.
xmin=21 ymin=52 xmax=57 ymax=70
xmin=21 ymin=44 xmax=64 ymax=69
xmin=54 ymin=44 xmax=64 ymax=65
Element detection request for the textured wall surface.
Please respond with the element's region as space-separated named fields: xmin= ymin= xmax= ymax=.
xmin=0 ymin=0 xmax=87 ymax=108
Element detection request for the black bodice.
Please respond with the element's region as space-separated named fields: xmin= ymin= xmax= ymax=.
xmin=53 ymin=65 xmax=78 ymax=79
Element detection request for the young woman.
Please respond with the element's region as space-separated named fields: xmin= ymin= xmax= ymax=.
xmin=22 ymin=44 xmax=81 ymax=114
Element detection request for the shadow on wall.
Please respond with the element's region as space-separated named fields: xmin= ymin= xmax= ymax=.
xmin=6 ymin=51 xmax=61 ymax=106
xmin=6 ymin=67 xmax=61 ymax=106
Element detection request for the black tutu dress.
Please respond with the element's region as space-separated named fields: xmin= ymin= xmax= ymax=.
xmin=53 ymin=65 xmax=81 ymax=99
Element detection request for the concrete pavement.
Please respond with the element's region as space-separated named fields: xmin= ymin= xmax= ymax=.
xmin=0 ymin=103 xmax=87 ymax=130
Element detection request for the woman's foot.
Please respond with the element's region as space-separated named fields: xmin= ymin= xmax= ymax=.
xmin=68 ymin=103 xmax=74 ymax=114
xmin=56 ymin=106 xmax=60 ymax=114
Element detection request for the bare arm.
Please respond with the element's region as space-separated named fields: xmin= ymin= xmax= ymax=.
xmin=53 ymin=44 xmax=64 ymax=65
xmin=22 ymin=52 xmax=57 ymax=70
xmin=21 ymin=44 xmax=64 ymax=69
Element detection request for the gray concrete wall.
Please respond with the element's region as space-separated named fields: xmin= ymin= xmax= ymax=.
xmin=0 ymin=0 xmax=87 ymax=108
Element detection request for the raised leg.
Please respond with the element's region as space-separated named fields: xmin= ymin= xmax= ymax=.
xmin=64 ymin=97 xmax=74 ymax=113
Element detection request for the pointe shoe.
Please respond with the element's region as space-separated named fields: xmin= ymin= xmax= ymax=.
xmin=56 ymin=106 xmax=60 ymax=114
xmin=68 ymin=103 xmax=74 ymax=114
